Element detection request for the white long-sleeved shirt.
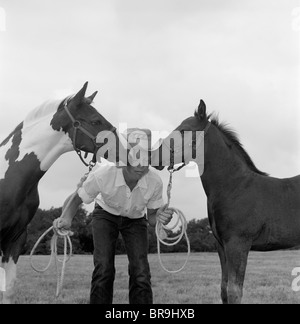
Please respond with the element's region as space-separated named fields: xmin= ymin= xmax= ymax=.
xmin=78 ymin=165 xmax=164 ymax=219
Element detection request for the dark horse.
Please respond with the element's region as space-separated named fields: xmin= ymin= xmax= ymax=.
xmin=152 ymin=100 xmax=300 ymax=304
xmin=0 ymin=82 xmax=123 ymax=303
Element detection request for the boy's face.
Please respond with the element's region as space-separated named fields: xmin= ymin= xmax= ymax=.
xmin=126 ymin=165 xmax=149 ymax=182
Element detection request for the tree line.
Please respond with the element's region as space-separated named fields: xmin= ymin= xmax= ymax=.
xmin=24 ymin=207 xmax=217 ymax=255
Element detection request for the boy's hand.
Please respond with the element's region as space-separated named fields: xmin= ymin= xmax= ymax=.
xmin=156 ymin=204 xmax=174 ymax=225
xmin=56 ymin=217 xmax=72 ymax=231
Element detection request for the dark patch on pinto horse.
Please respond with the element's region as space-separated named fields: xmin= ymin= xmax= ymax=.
xmin=0 ymin=122 xmax=23 ymax=148
xmin=0 ymin=122 xmax=45 ymax=263
xmin=0 ymin=129 xmax=45 ymax=262
xmin=1 ymin=83 xmax=122 ymax=303
xmin=50 ymin=101 xmax=70 ymax=134
xmin=4 ymin=123 xmax=24 ymax=164
xmin=0 ymin=98 xmax=78 ymax=262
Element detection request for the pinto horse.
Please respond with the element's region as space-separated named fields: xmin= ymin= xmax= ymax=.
xmin=0 ymin=82 xmax=121 ymax=304
xmin=152 ymin=100 xmax=300 ymax=304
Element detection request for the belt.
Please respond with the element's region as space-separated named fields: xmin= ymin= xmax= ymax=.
xmin=94 ymin=203 xmax=146 ymax=220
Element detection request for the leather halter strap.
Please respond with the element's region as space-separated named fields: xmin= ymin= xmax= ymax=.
xmin=63 ymin=100 xmax=116 ymax=168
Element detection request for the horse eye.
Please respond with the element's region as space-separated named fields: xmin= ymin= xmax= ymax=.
xmin=91 ymin=120 xmax=102 ymax=126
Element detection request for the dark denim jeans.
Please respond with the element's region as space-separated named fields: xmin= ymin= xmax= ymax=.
xmin=90 ymin=206 xmax=153 ymax=304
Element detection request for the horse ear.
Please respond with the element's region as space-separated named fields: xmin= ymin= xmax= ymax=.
xmin=72 ymin=82 xmax=89 ymax=105
xmin=198 ymin=99 xmax=207 ymax=121
xmin=85 ymin=91 xmax=98 ymax=104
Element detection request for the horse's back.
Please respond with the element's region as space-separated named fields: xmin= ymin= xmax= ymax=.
xmin=282 ymin=174 xmax=300 ymax=184
xmin=258 ymin=174 xmax=300 ymax=214
xmin=274 ymin=174 xmax=300 ymax=200
xmin=250 ymin=174 xmax=300 ymax=251
xmin=289 ymin=174 xmax=300 ymax=186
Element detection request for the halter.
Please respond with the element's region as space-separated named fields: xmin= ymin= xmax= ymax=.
xmin=64 ymin=100 xmax=116 ymax=169
xmin=167 ymin=121 xmax=211 ymax=171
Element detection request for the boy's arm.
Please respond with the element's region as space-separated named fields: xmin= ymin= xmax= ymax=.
xmin=147 ymin=208 xmax=159 ymax=227
xmin=57 ymin=192 xmax=84 ymax=230
xmin=57 ymin=171 xmax=101 ymax=230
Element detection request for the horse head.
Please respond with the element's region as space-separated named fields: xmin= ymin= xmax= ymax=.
xmin=64 ymin=82 xmax=116 ymax=153
xmin=52 ymin=82 xmax=126 ymax=164
xmin=151 ymin=100 xmax=210 ymax=171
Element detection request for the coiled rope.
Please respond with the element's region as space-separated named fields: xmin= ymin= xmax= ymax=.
xmin=30 ymin=207 xmax=74 ymax=298
xmin=155 ymin=167 xmax=191 ymax=273
xmin=29 ymin=166 xmax=93 ymax=298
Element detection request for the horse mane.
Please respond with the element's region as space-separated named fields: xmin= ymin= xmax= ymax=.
xmin=195 ymin=111 xmax=268 ymax=176
xmin=0 ymin=97 xmax=71 ymax=148
xmin=24 ymin=98 xmax=68 ymax=126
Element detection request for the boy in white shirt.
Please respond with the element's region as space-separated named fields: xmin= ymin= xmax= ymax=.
xmin=57 ymin=129 xmax=173 ymax=304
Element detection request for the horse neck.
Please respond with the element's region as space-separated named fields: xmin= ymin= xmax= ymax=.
xmin=200 ymin=125 xmax=251 ymax=198
xmin=18 ymin=105 xmax=73 ymax=172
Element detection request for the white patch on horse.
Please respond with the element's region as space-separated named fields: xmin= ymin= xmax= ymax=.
xmin=0 ymin=266 xmax=6 ymax=292
xmin=1 ymin=259 xmax=17 ymax=304
xmin=0 ymin=137 xmax=13 ymax=180
xmin=16 ymin=99 xmax=73 ymax=171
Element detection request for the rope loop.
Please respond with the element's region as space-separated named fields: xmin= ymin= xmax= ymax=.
xmin=155 ymin=169 xmax=191 ymax=274
xmin=30 ymin=221 xmax=73 ymax=298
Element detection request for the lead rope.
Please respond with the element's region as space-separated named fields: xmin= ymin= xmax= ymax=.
xmin=155 ymin=167 xmax=191 ymax=274
xmin=30 ymin=160 xmax=96 ymax=298
xmin=30 ymin=221 xmax=73 ymax=298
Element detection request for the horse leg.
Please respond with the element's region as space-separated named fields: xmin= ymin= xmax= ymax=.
xmin=0 ymin=260 xmax=4 ymax=303
xmin=216 ymin=241 xmax=228 ymax=304
xmin=1 ymin=231 xmax=27 ymax=304
xmin=1 ymin=187 xmax=39 ymax=304
xmin=224 ymin=238 xmax=251 ymax=304
xmin=2 ymin=258 xmax=17 ymax=304
xmin=3 ymin=188 xmax=39 ymax=304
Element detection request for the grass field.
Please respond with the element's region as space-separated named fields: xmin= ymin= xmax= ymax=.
xmin=14 ymin=251 xmax=300 ymax=304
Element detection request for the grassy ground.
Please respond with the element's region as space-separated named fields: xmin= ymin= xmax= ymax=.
xmin=14 ymin=251 xmax=300 ymax=304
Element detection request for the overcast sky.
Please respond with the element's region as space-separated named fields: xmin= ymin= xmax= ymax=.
xmin=0 ymin=0 xmax=299 ymax=220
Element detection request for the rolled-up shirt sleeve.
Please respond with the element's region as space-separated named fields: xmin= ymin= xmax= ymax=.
xmin=77 ymin=172 xmax=101 ymax=205
xmin=147 ymin=178 xmax=164 ymax=210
